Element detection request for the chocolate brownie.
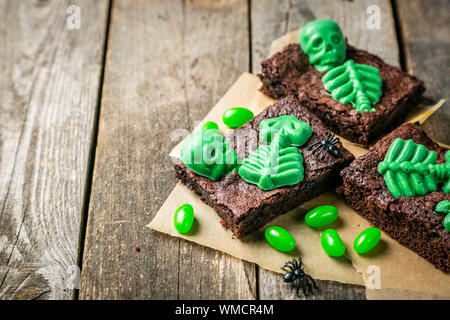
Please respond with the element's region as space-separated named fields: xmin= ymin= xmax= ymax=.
xmin=175 ymin=97 xmax=354 ymax=239
xmin=337 ymin=123 xmax=449 ymax=271
xmin=258 ymin=43 xmax=425 ymax=146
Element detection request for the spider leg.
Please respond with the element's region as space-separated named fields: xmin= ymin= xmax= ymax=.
xmin=313 ymin=145 xmax=325 ymax=158
xmin=320 ymin=148 xmax=328 ymax=161
xmin=282 ymin=264 xmax=293 ymax=273
xmin=305 ymin=275 xmax=318 ymax=290
xmin=309 ymin=143 xmax=322 ymax=155
xmin=307 ymin=141 xmax=321 ymax=151
xmin=326 ymin=131 xmax=332 ymax=140
xmin=296 ymin=278 xmax=300 ymax=296
xmin=330 ymin=137 xmax=339 ymax=145
xmin=302 ymin=278 xmax=307 ymax=296
xmin=316 ymin=145 xmax=327 ymax=159
xmin=282 ymin=265 xmax=294 ymax=273
xmin=304 ymin=277 xmax=313 ymax=296
xmin=286 ymin=260 xmax=297 ymax=269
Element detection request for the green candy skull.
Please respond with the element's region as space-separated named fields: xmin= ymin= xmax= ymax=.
xmin=299 ymin=20 xmax=346 ymax=72
xmin=180 ymin=129 xmax=238 ymax=181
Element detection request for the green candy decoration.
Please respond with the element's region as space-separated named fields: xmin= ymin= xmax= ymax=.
xmin=259 ymin=115 xmax=313 ymax=147
xmin=174 ymin=204 xmax=195 ymax=234
xmin=322 ymin=60 xmax=382 ymax=113
xmin=223 ymin=107 xmax=254 ymax=128
xmin=300 ymin=19 xmax=382 ymax=113
xmin=321 ymin=229 xmax=346 ymax=257
xmin=299 ymin=20 xmax=346 ymax=72
xmin=435 ymin=200 xmax=450 ymax=214
xmin=238 ymin=115 xmax=312 ymax=191
xmin=445 ymin=215 xmax=450 ymax=232
xmin=444 ymin=151 xmax=450 ymax=193
xmin=434 ymin=200 xmax=450 ymax=232
xmin=305 ymin=205 xmax=338 ymax=228
xmin=202 ymin=121 xmax=219 ymax=131
xmin=238 ymin=135 xmax=304 ymax=190
xmin=353 ymin=227 xmax=381 ymax=254
xmin=378 ymin=138 xmax=450 ymax=197
xmin=181 ymin=129 xmax=238 ymax=181
xmin=265 ymin=226 xmax=296 ymax=252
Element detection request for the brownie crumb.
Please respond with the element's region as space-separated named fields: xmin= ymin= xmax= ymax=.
xmin=219 ymin=221 xmax=228 ymax=230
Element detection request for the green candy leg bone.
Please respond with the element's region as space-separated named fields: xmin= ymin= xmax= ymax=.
xmin=378 ymin=138 xmax=450 ymax=197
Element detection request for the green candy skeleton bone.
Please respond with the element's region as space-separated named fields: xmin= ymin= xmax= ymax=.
xmin=238 ymin=116 xmax=312 ymax=190
xmin=300 ymin=20 xmax=382 ymax=113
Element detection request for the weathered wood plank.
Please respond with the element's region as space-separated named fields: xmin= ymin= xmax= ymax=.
xmin=79 ymin=0 xmax=256 ymax=299
xmin=252 ymin=0 xmax=400 ymax=299
xmin=395 ymin=0 xmax=450 ymax=145
xmin=0 ymin=0 xmax=109 ymax=299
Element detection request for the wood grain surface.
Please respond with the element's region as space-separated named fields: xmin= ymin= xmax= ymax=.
xmin=79 ymin=0 xmax=256 ymax=300
xmin=395 ymin=0 xmax=450 ymax=145
xmin=1 ymin=0 xmax=448 ymax=300
xmin=0 ymin=0 xmax=109 ymax=299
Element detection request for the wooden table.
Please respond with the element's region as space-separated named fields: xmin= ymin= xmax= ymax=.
xmin=0 ymin=0 xmax=448 ymax=300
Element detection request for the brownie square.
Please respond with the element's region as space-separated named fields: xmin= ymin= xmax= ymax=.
xmin=258 ymin=43 xmax=425 ymax=146
xmin=175 ymin=97 xmax=354 ymax=239
xmin=337 ymin=123 xmax=449 ymax=271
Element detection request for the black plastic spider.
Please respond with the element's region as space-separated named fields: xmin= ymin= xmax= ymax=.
xmin=281 ymin=257 xmax=318 ymax=296
xmin=308 ymin=131 xmax=340 ymax=161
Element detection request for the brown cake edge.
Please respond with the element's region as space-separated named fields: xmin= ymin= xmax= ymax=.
xmin=336 ymin=123 xmax=449 ymax=271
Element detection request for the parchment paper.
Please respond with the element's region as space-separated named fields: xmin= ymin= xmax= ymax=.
xmin=149 ymin=30 xmax=449 ymax=299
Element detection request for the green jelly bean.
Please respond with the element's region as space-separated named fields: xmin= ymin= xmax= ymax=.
xmin=202 ymin=121 xmax=219 ymax=131
xmin=353 ymin=227 xmax=381 ymax=254
xmin=174 ymin=204 xmax=194 ymax=234
xmin=222 ymin=107 xmax=254 ymax=128
xmin=321 ymin=229 xmax=345 ymax=257
xmin=305 ymin=205 xmax=338 ymax=228
xmin=265 ymin=226 xmax=296 ymax=252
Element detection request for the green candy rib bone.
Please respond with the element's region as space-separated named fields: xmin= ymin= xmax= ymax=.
xmin=322 ymin=60 xmax=382 ymax=113
xmin=378 ymin=138 xmax=450 ymax=197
